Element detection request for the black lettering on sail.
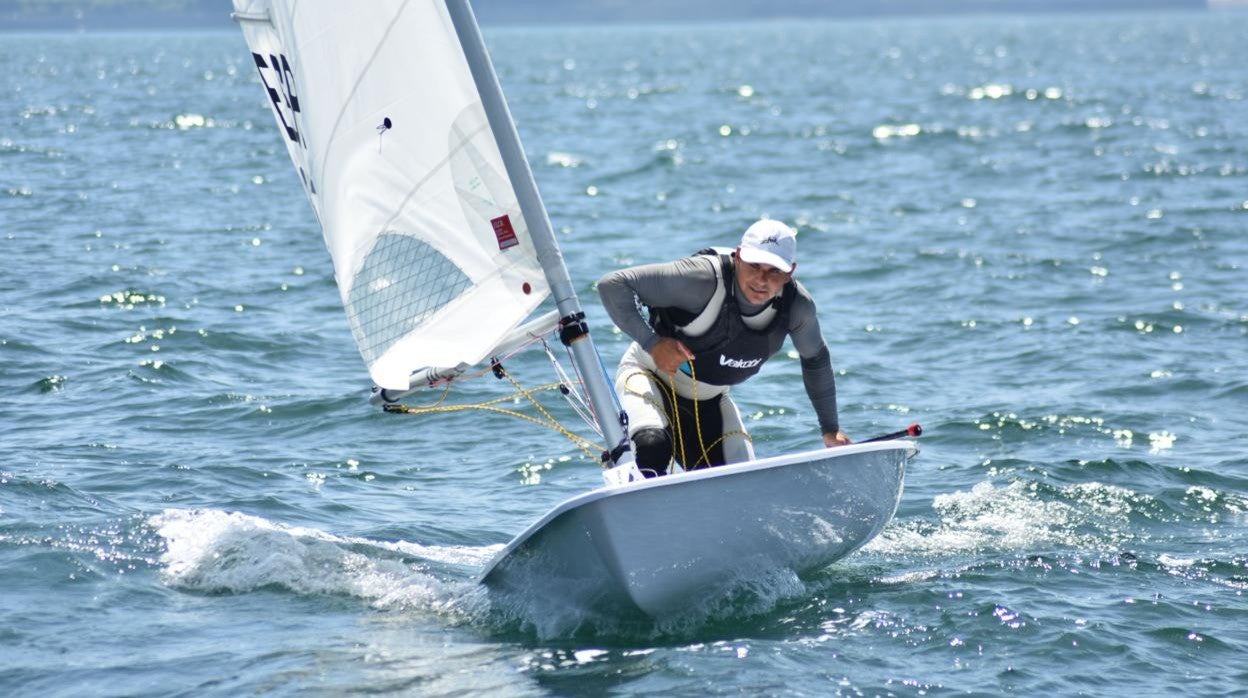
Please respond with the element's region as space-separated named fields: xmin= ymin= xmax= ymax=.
xmin=252 ymin=52 xmax=302 ymax=146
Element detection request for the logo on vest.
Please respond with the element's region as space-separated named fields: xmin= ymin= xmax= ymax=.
xmin=719 ymin=354 xmax=763 ymax=369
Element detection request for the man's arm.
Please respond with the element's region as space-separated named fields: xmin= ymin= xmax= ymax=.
xmin=597 ymin=256 xmax=718 ymax=352
xmin=800 ymin=345 xmax=842 ymax=436
xmin=789 ymin=286 xmax=849 ymax=445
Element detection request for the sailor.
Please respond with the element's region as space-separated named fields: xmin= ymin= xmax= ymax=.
xmin=597 ymin=219 xmax=851 ymax=478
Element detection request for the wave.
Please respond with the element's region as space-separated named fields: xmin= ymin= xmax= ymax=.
xmin=582 ymin=140 xmax=685 ymax=185
xmin=863 ymin=479 xmax=1144 ymax=560
xmin=148 ymin=509 xmax=491 ymax=614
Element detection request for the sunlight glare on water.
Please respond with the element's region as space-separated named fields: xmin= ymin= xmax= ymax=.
xmin=2 ymin=8 xmax=1247 ymax=696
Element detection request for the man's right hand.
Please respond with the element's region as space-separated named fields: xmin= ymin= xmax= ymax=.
xmin=649 ymin=337 xmax=695 ymax=374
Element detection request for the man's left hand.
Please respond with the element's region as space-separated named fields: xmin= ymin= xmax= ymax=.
xmin=823 ymin=431 xmax=851 ymax=447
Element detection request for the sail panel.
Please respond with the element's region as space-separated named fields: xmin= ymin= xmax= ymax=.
xmin=234 ymin=0 xmax=550 ymax=389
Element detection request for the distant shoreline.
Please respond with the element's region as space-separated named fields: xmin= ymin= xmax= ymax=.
xmin=0 ymin=0 xmax=1223 ymax=33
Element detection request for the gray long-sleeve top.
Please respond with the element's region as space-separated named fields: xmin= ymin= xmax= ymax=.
xmin=598 ymin=255 xmax=840 ymax=434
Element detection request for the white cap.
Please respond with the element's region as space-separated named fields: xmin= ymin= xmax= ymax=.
xmin=737 ymin=219 xmax=796 ymax=273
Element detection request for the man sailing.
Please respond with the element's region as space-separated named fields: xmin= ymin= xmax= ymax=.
xmin=598 ymin=219 xmax=851 ymax=478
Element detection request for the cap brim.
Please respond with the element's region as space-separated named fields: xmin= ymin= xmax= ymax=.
xmin=737 ymin=246 xmax=793 ymax=273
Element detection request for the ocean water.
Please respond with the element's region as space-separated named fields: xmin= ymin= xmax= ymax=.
xmin=3 ymin=9 xmax=1247 ymax=696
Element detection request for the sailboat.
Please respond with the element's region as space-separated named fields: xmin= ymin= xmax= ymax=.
xmin=232 ymin=0 xmax=918 ymax=618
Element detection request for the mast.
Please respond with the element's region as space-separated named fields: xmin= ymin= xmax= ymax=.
xmin=445 ymin=0 xmax=635 ymax=476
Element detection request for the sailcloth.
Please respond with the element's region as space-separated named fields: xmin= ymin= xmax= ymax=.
xmin=234 ymin=0 xmax=550 ymax=390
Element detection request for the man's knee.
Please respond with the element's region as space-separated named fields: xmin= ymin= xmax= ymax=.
xmin=632 ymin=427 xmax=672 ymax=478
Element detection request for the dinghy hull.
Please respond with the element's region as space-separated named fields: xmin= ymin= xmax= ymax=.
xmin=480 ymin=441 xmax=915 ymax=617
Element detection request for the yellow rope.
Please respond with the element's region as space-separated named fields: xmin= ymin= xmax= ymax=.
xmin=495 ymin=367 xmax=579 ymax=443
xmin=383 ymin=376 xmax=603 ymax=461
xmin=682 ymin=361 xmax=756 ymax=468
xmin=658 ymin=371 xmax=688 ymax=469
xmin=684 ymin=361 xmax=713 ymax=470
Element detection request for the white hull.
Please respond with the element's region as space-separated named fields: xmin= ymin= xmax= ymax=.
xmin=480 ymin=441 xmax=915 ymax=617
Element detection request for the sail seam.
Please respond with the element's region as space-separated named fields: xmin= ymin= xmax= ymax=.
xmin=317 ymin=0 xmax=413 ymax=199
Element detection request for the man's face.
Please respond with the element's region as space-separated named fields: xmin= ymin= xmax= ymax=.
xmin=734 ymin=249 xmax=792 ymax=305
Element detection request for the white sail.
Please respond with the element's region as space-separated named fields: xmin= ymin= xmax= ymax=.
xmin=233 ymin=0 xmax=549 ymax=390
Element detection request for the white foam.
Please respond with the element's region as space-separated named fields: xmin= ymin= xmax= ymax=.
xmin=865 ymin=479 xmax=1143 ymax=558
xmin=148 ymin=508 xmax=490 ymax=614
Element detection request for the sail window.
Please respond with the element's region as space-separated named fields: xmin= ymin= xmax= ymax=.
xmin=347 ymin=232 xmax=472 ymax=364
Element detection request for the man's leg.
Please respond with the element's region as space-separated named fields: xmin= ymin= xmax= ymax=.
xmin=717 ymin=391 xmax=755 ymax=464
xmin=617 ymin=366 xmax=672 ymax=478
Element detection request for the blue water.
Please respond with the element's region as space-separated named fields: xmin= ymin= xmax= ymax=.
xmin=3 ymin=10 xmax=1247 ymax=696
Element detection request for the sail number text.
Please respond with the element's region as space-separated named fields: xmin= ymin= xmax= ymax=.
xmin=251 ymin=51 xmax=316 ymax=196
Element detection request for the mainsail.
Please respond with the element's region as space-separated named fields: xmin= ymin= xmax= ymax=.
xmin=233 ymin=0 xmax=549 ymax=391
xmin=235 ymin=0 xmax=636 ymax=480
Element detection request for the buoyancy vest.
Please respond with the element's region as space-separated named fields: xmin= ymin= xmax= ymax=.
xmin=648 ymin=252 xmax=796 ymax=387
